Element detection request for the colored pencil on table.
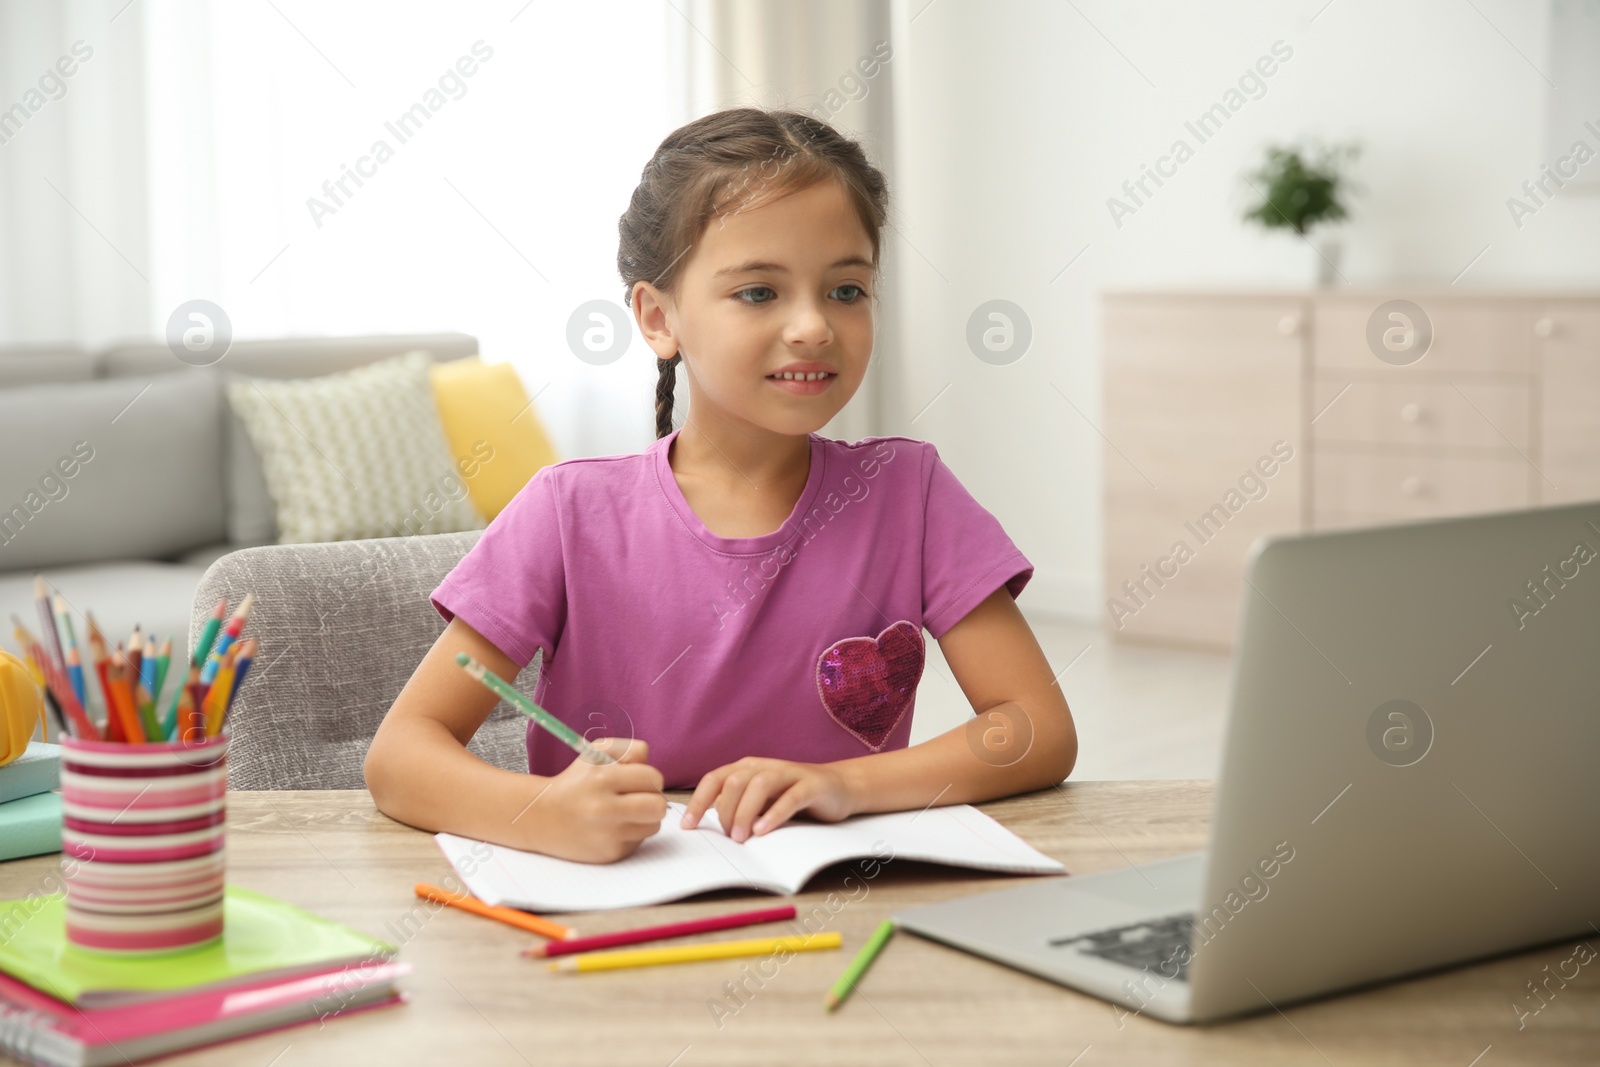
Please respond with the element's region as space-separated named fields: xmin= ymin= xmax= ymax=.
xmin=193 ymin=598 xmax=227 ymax=669
xmin=200 ymin=594 xmax=252 ymax=687
xmin=52 ymin=595 xmax=85 ymax=709
xmin=824 ymin=919 xmax=897 ymax=1011
xmin=413 ymin=883 xmax=575 ymax=941
xmin=454 ymin=652 xmax=616 ymax=765
xmin=525 ymin=905 xmax=799 ymax=959
xmin=31 ymin=577 xmax=64 ymax=675
xmin=547 ymin=932 xmax=842 ymax=973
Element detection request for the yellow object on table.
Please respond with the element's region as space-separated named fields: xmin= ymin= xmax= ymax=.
xmin=548 ymin=931 xmax=843 ymax=973
xmin=429 ymin=356 xmax=560 ymax=521
xmin=0 ymin=648 xmax=46 ymax=766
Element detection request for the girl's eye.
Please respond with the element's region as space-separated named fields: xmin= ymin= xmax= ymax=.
xmin=733 ymin=284 xmax=870 ymax=306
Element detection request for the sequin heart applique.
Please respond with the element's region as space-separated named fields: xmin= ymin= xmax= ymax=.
xmin=815 ymin=620 xmax=926 ymax=751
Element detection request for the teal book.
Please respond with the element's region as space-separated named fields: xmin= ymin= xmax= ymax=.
xmin=0 ymin=741 xmax=60 ymax=806
xmin=0 ymin=791 xmax=62 ymax=861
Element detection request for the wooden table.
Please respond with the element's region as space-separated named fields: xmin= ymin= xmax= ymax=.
xmin=2 ymin=782 xmax=1594 ymax=1066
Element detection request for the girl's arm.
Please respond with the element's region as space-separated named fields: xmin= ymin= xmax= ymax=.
xmin=833 ymin=585 xmax=1079 ymax=815
xmin=363 ymin=617 xmax=667 ymax=861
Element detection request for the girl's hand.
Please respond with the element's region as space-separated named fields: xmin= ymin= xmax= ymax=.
xmin=680 ymin=757 xmax=857 ymax=842
xmin=532 ymin=736 xmax=668 ymax=863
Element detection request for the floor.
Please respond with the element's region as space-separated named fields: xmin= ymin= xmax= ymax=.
xmin=908 ymin=609 xmax=1233 ymax=781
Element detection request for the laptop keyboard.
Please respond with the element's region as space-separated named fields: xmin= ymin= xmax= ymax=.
xmin=1046 ymin=913 xmax=1196 ymax=982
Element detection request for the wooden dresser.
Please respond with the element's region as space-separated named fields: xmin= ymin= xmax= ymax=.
xmin=1102 ymin=290 xmax=1600 ymax=649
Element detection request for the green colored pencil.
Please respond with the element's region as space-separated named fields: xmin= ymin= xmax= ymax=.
xmin=161 ymin=599 xmax=226 ymax=740
xmin=193 ymin=597 xmax=226 ymax=667
xmin=453 ymin=652 xmax=617 ymax=765
xmin=825 ymin=919 xmax=897 ymax=1011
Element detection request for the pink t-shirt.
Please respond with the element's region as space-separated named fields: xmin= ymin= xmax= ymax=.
xmin=429 ymin=428 xmax=1033 ymax=788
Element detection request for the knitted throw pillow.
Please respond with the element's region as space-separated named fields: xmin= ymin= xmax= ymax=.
xmin=226 ymin=351 xmax=486 ymax=544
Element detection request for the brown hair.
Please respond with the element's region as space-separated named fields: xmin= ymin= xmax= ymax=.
xmin=617 ymin=107 xmax=890 ymax=439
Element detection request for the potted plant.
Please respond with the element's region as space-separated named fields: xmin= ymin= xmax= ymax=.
xmin=1241 ymin=141 xmax=1361 ymax=286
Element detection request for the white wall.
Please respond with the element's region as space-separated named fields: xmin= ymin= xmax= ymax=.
xmin=887 ymin=0 xmax=1598 ymax=621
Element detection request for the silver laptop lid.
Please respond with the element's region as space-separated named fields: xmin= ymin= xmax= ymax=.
xmin=1186 ymin=502 xmax=1600 ymax=1021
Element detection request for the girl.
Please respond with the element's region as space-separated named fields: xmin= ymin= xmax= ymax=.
xmin=365 ymin=107 xmax=1078 ymax=864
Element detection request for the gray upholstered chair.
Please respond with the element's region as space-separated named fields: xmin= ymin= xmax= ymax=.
xmin=186 ymin=531 xmax=537 ymax=789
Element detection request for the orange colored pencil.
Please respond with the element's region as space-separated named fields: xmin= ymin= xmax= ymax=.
xmin=412 ymin=883 xmax=574 ymax=941
xmin=85 ymin=615 xmax=132 ymax=742
xmin=108 ymin=648 xmax=146 ymax=743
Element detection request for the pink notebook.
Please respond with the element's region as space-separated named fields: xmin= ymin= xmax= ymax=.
xmin=0 ymin=960 xmax=409 ymax=1066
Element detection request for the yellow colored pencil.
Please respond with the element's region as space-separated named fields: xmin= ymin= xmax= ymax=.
xmin=548 ymin=932 xmax=842 ymax=973
xmin=202 ymin=644 xmax=240 ymax=737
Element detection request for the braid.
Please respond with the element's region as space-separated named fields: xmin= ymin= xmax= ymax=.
xmin=654 ymin=352 xmax=682 ymax=439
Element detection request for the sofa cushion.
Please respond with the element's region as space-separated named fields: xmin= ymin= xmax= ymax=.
xmin=226 ymin=352 xmax=485 ymax=544
xmin=0 ymin=370 xmax=226 ymax=571
xmin=99 ymin=334 xmax=479 ymax=546
xmin=428 ymin=357 xmax=560 ymax=521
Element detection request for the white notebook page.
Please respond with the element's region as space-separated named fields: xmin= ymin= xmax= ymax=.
xmin=436 ymin=801 xmax=1064 ymax=913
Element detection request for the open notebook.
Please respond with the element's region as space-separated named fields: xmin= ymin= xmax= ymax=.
xmin=436 ymin=800 xmax=1066 ymax=913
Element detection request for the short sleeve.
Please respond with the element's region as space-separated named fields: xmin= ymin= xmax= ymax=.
xmin=921 ymin=445 xmax=1034 ymax=639
xmin=429 ymin=465 xmax=566 ymax=670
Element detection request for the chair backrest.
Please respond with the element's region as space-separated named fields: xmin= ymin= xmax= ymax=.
xmin=188 ymin=531 xmax=536 ymax=789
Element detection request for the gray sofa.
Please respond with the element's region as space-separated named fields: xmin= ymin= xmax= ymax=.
xmin=0 ymin=333 xmax=478 ymax=660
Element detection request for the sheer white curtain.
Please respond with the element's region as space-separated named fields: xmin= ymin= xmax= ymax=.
xmin=1 ymin=1 xmax=677 ymax=459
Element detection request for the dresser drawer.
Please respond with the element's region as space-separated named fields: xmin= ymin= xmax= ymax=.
xmin=1313 ymin=451 xmax=1531 ymax=521
xmin=1311 ymin=379 xmax=1531 ymax=450
xmin=1312 ymin=294 xmax=1536 ymax=374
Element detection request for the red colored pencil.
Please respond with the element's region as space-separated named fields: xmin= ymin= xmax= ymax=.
xmin=183 ymin=664 xmax=206 ymax=744
xmin=523 ymin=905 xmax=800 ymax=958
xmin=25 ymin=639 xmax=100 ymax=740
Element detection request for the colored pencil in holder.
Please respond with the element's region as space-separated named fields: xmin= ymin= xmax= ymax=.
xmin=31 ymin=576 xmax=64 ymax=675
xmin=108 ymin=648 xmax=146 ymax=744
xmin=200 ymin=594 xmax=252 ymax=687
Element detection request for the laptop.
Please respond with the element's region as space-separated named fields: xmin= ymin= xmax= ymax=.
xmin=892 ymin=501 xmax=1600 ymax=1024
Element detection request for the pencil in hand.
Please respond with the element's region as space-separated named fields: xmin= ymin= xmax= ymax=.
xmin=453 ymin=652 xmax=617 ymax=766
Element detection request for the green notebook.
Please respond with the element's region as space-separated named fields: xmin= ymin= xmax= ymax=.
xmin=0 ymin=790 xmax=62 ymax=861
xmin=0 ymin=885 xmax=395 ymax=1008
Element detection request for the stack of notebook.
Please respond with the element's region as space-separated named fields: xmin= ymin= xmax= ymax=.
xmin=0 ymin=886 xmax=408 ymax=1066
xmin=0 ymin=741 xmax=61 ymax=863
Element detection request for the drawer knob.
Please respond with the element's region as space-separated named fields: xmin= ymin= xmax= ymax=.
xmin=1400 ymin=475 xmax=1425 ymax=498
xmin=1400 ymin=402 xmax=1424 ymax=424
xmin=1277 ymin=314 xmax=1301 ymax=336
xmin=1535 ymin=317 xmax=1557 ymax=338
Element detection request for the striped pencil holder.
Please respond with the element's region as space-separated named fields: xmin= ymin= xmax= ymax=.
xmin=58 ymin=734 xmax=229 ymax=955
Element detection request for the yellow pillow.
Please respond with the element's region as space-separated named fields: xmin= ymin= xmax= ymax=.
xmin=428 ymin=356 xmax=559 ymax=521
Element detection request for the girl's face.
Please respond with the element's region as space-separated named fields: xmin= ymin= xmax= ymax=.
xmin=635 ymin=178 xmax=876 ymax=438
